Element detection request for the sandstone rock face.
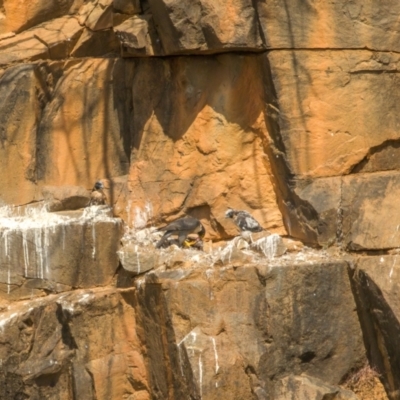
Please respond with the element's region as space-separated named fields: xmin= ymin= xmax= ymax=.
xmin=266 ymin=50 xmax=400 ymax=179
xmin=147 ymin=0 xmax=263 ymax=55
xmin=0 ymin=16 xmax=83 ymax=66
xmin=0 ymin=1 xmax=399 ymax=399
xmin=0 ymin=208 xmax=123 ymax=301
xmin=291 ymin=171 xmax=400 ymax=249
xmin=274 ymin=374 xmax=358 ymax=400
xmin=115 ymin=15 xmax=161 ymax=57
xmin=126 ymin=54 xmax=283 ymax=239
xmin=257 ymin=0 xmax=400 ymax=52
xmin=0 ymin=288 xmax=150 ymax=400
xmin=350 ymin=256 xmax=400 ymax=399
xmin=0 ymin=0 xmax=83 ymax=35
xmin=138 ymin=259 xmax=365 ymax=399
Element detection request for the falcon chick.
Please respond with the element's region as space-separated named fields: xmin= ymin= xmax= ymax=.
xmin=225 ymin=208 xmax=263 ymax=232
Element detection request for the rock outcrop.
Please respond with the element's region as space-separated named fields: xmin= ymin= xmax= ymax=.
xmin=0 ymin=0 xmax=398 ymax=399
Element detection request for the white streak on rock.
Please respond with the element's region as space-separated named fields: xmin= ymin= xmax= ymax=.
xmin=211 ymin=337 xmax=219 ymax=374
xmin=198 ymin=353 xmax=203 ymax=398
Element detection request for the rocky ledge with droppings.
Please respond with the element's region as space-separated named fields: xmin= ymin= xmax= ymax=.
xmin=0 ymin=207 xmax=123 ymax=301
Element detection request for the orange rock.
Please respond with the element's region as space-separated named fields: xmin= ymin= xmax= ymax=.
xmin=146 ymin=0 xmax=263 ymax=54
xmin=266 ymin=50 xmax=400 ymax=178
xmin=0 ymin=0 xmax=83 ymax=35
xmin=257 ymin=0 xmax=400 ymax=52
xmin=0 ymin=16 xmax=83 ymax=67
xmin=126 ymin=54 xmax=284 ymax=238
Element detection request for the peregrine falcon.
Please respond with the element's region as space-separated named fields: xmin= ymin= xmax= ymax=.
xmin=156 ymin=216 xmax=205 ymax=249
xmin=89 ymin=181 xmax=107 ymax=206
xmin=225 ymin=208 xmax=263 ymax=232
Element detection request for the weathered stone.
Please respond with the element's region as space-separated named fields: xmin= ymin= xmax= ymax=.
xmin=283 ymin=238 xmax=305 ymax=253
xmin=0 ymin=16 xmax=83 ymax=66
xmin=257 ymin=0 xmax=400 ymax=52
xmin=118 ymin=244 xmax=159 ymax=275
xmin=0 ymin=287 xmax=150 ymax=400
xmin=32 ymin=16 xmax=84 ymax=59
xmin=80 ymin=0 xmax=114 ymax=31
xmin=0 ymin=33 xmax=48 ymax=67
xmin=127 ymin=54 xmax=284 ymax=239
xmin=0 ymin=209 xmax=123 ymax=300
xmin=70 ymin=28 xmax=119 ymax=57
xmin=0 ymin=0 xmax=83 ymax=35
xmin=214 ymin=244 xmax=253 ymax=266
xmin=350 ymin=256 xmax=400 ymax=399
xmin=273 ymin=170 xmax=400 ymax=249
xmin=147 ymin=0 xmax=263 ymax=55
xmin=342 ymin=172 xmax=400 ymax=251
xmin=142 ymin=260 xmax=365 ymax=399
xmin=0 ymin=64 xmax=44 ymax=205
xmin=115 ymin=15 xmax=162 ymax=57
xmin=293 ymin=177 xmax=342 ymax=247
xmin=252 ymin=233 xmax=286 ymax=259
xmin=274 ymin=374 xmax=358 ymax=400
xmin=37 ymin=58 xmax=133 ymax=191
xmin=113 ymin=0 xmax=141 ymax=15
xmin=42 ymin=185 xmax=90 ymax=211
xmin=266 ymin=50 xmax=400 ymax=179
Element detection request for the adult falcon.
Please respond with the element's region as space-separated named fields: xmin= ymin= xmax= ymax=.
xmin=225 ymin=208 xmax=263 ymax=232
xmin=156 ymin=216 xmax=205 ymax=249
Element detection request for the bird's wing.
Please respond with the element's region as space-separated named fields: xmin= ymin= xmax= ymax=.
xmin=236 ymin=212 xmax=262 ymax=231
xmin=159 ymin=217 xmax=200 ymax=232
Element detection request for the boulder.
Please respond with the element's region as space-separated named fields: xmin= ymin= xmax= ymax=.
xmin=118 ymin=244 xmax=159 ymax=276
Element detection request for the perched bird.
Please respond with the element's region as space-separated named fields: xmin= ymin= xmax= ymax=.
xmin=89 ymin=181 xmax=107 ymax=206
xmin=225 ymin=208 xmax=263 ymax=232
xmin=156 ymin=216 xmax=205 ymax=249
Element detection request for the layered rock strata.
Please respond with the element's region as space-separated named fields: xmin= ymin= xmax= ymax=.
xmin=0 ymin=0 xmax=398 ymax=399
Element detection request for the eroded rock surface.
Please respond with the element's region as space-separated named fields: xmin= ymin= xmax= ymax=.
xmin=0 ymin=1 xmax=399 ymax=399
xmin=136 ymin=256 xmax=365 ymax=399
xmin=0 ymin=207 xmax=123 ymax=300
xmin=0 ymin=287 xmax=150 ymax=400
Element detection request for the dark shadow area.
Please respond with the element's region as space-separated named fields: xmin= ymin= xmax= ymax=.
xmin=351 ymin=138 xmax=400 ymax=174
xmin=299 ymin=351 xmax=316 ymax=364
xmin=260 ymin=54 xmax=319 ymax=244
xmin=134 ymin=275 xmax=199 ymax=400
xmin=348 ymin=267 xmax=400 ymax=399
xmin=55 ymin=303 xmax=78 ymax=350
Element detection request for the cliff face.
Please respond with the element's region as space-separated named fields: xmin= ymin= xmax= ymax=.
xmin=0 ymin=1 xmax=399 ymax=399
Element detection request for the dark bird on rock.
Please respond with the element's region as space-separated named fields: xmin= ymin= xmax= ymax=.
xmin=89 ymin=181 xmax=107 ymax=206
xmin=156 ymin=216 xmax=205 ymax=249
xmin=225 ymin=208 xmax=263 ymax=232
